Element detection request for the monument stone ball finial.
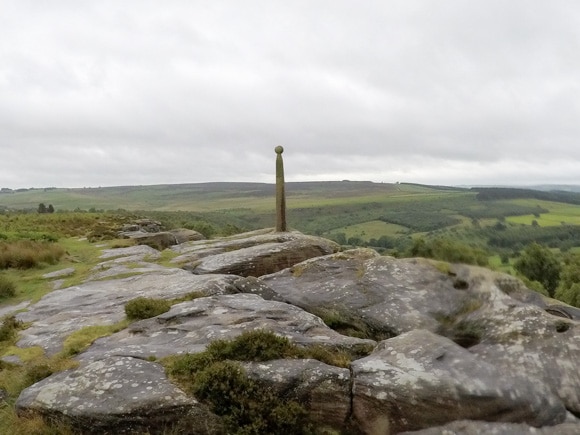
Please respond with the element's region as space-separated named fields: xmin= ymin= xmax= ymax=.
xmin=275 ymin=146 xmax=287 ymax=232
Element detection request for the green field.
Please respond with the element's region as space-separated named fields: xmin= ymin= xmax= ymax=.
xmin=3 ymin=182 xmax=580 ymax=255
xmin=326 ymin=220 xmax=408 ymax=240
xmin=0 ymin=182 xmax=452 ymax=212
xmin=506 ymin=199 xmax=580 ymax=226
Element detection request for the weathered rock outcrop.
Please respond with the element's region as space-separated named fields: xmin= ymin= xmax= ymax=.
xmin=400 ymin=420 xmax=580 ymax=435
xmin=4 ymin=231 xmax=579 ymax=434
xmin=351 ymin=330 xmax=566 ymax=434
xmin=242 ymin=249 xmax=473 ymax=337
xmin=249 ymin=250 xmax=580 ymax=421
xmin=120 ymin=228 xmax=205 ymax=250
xmin=77 ymin=294 xmax=375 ymax=362
xmin=16 ymin=269 xmax=239 ymax=356
xmin=16 ymin=356 xmax=223 ymax=434
xmin=172 ymin=229 xmax=340 ymax=277
xmin=243 ymin=359 xmax=351 ymax=430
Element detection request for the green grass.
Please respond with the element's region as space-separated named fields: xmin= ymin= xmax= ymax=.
xmin=488 ymin=255 xmax=515 ymax=273
xmin=506 ymin=199 xmax=580 ymax=226
xmin=0 ymin=182 xmax=462 ymax=213
xmin=326 ymin=220 xmax=408 ymax=241
xmin=60 ymin=320 xmax=131 ymax=357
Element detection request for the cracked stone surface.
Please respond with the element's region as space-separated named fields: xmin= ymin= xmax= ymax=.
xmin=251 ymin=249 xmax=471 ymax=336
xmin=351 ymin=330 xmax=567 ymax=434
xmin=5 ymin=233 xmax=580 ymax=434
xmin=78 ymin=293 xmax=376 ymax=362
xmin=16 ymin=270 xmax=239 ymax=356
xmin=172 ymin=229 xmax=340 ymax=277
xmin=243 ymin=359 xmax=351 ymax=431
xmin=400 ymin=420 xmax=580 ymax=435
xmin=15 ymin=356 xmax=222 ymax=434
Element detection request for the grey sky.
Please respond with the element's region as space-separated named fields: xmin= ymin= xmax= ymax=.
xmin=1 ymin=0 xmax=580 ymax=188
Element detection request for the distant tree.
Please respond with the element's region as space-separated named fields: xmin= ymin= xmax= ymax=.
xmin=514 ymin=243 xmax=561 ymax=297
xmin=408 ymin=237 xmax=433 ymax=258
xmin=347 ymin=236 xmax=363 ymax=246
xmin=37 ymin=203 xmax=47 ymax=214
xmin=500 ymin=253 xmax=510 ymax=265
xmin=554 ymin=283 xmax=580 ymax=308
xmin=492 ymin=221 xmax=507 ymax=231
xmin=377 ymin=235 xmax=395 ymax=249
xmin=554 ymin=255 xmax=580 ymax=307
xmin=407 ymin=237 xmax=489 ymax=266
xmin=333 ymin=233 xmax=347 ymax=245
xmin=47 ymin=204 xmax=55 ymax=213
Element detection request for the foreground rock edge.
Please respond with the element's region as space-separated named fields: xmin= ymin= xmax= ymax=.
xmin=3 ymin=232 xmax=576 ymax=433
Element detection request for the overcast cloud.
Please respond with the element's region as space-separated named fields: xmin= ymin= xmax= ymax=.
xmin=1 ymin=0 xmax=580 ymax=188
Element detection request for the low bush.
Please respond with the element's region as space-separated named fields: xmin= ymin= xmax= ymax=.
xmin=206 ymin=329 xmax=295 ymax=362
xmin=0 ymin=240 xmax=65 ymax=270
xmin=0 ymin=274 xmax=17 ymax=299
xmin=23 ymin=363 xmax=54 ymax=386
xmin=0 ymin=315 xmax=22 ymax=341
xmin=407 ymin=237 xmax=489 ymax=266
xmin=192 ymin=361 xmax=309 ymax=434
xmin=165 ymin=329 xmax=374 ymax=433
xmin=124 ymin=297 xmax=171 ymax=320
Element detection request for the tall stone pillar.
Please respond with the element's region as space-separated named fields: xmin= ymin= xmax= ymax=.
xmin=275 ymin=146 xmax=287 ymax=232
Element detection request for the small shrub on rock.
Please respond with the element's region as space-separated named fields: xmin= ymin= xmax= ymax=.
xmin=192 ymin=361 xmax=309 ymax=434
xmin=206 ymin=329 xmax=295 ymax=362
xmin=24 ymin=363 xmax=54 ymax=387
xmin=124 ymin=297 xmax=171 ymax=320
xmin=164 ymin=329 xmax=371 ymax=433
xmin=0 ymin=315 xmax=22 ymax=341
xmin=0 ymin=274 xmax=16 ymax=299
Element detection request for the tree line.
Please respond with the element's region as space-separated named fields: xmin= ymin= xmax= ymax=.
xmin=37 ymin=203 xmax=55 ymax=214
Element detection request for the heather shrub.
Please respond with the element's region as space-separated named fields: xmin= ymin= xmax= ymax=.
xmin=0 ymin=240 xmax=65 ymax=269
xmin=0 ymin=315 xmax=22 ymax=341
xmin=164 ymin=329 xmax=373 ymax=433
xmin=0 ymin=274 xmax=16 ymax=299
xmin=192 ymin=361 xmax=309 ymax=434
xmin=124 ymin=297 xmax=171 ymax=320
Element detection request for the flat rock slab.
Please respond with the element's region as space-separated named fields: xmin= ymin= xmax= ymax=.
xmin=351 ymin=329 xmax=567 ymax=434
xmin=191 ymin=238 xmax=339 ymax=277
xmin=252 ymin=249 xmax=470 ymax=336
xmin=120 ymin=229 xmax=205 ymax=250
xmin=469 ymin=314 xmax=580 ymax=414
xmin=0 ymin=300 xmax=30 ymax=318
xmin=16 ymin=356 xmax=222 ymax=434
xmin=88 ymin=261 xmax=169 ymax=281
xmin=42 ymin=267 xmax=76 ymax=279
xmin=16 ymin=271 xmax=239 ymax=356
xmin=400 ymin=420 xmax=580 ymax=435
xmin=171 ymin=230 xmax=340 ymax=278
xmin=99 ymin=245 xmax=162 ymax=262
xmin=78 ymin=294 xmax=376 ymax=362
xmin=170 ymin=228 xmax=284 ymax=257
xmin=447 ymin=264 xmax=580 ymax=414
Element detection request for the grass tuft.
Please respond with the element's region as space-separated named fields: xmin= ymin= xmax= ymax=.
xmin=0 ymin=274 xmax=17 ymax=299
xmin=124 ymin=297 xmax=171 ymax=320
